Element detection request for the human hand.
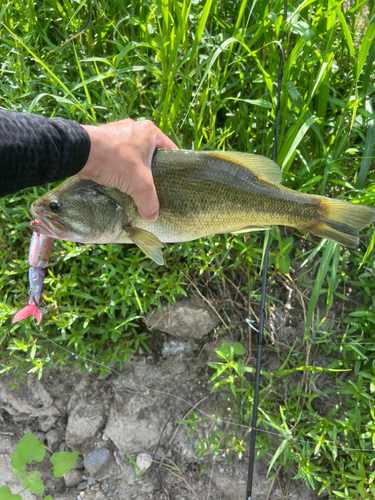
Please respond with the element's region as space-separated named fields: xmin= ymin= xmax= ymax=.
xmin=78 ymin=119 xmax=177 ymax=223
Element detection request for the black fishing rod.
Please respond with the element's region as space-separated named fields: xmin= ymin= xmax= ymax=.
xmin=246 ymin=1 xmax=287 ymax=498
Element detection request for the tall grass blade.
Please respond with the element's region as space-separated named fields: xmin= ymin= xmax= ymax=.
xmin=355 ymin=14 xmax=375 ymax=83
xmin=281 ymin=115 xmax=319 ymax=171
xmin=1 ymin=24 xmax=92 ymax=121
xmin=73 ymin=44 xmax=96 ymax=121
xmin=355 ymin=100 xmax=375 ymax=189
xmin=360 ymin=228 xmax=375 ymax=268
xmin=329 ymin=0 xmax=354 ymax=60
xmin=166 ymin=0 xmax=213 ymax=130
xmin=304 ymin=241 xmax=337 ymax=336
xmin=65 ymin=0 xmax=88 ymax=31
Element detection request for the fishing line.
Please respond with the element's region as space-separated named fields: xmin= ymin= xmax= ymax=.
xmin=246 ymin=1 xmax=287 ymax=498
xmin=31 ymin=318 xmax=375 ymax=456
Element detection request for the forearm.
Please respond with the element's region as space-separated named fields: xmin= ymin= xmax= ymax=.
xmin=0 ymin=110 xmax=90 ymax=198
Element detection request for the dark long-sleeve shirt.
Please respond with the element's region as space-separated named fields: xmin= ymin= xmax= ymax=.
xmin=0 ymin=110 xmax=91 ymax=198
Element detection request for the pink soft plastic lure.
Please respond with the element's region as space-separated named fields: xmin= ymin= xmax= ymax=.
xmin=13 ymin=233 xmax=54 ymax=325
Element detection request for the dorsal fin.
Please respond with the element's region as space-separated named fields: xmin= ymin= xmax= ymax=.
xmin=207 ymin=152 xmax=282 ymax=184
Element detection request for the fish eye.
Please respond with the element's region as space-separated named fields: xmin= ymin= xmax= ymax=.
xmin=49 ymin=200 xmax=61 ymax=212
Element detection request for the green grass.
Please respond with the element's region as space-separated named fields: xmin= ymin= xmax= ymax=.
xmin=1 ymin=0 xmax=375 ymax=498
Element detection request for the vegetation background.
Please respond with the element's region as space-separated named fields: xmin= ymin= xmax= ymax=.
xmin=0 ymin=0 xmax=375 ymax=498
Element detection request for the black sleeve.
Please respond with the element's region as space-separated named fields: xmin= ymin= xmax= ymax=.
xmin=0 ymin=110 xmax=91 ymax=198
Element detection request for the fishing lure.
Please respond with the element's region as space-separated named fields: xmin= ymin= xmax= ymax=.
xmin=13 ymin=233 xmax=54 ymax=325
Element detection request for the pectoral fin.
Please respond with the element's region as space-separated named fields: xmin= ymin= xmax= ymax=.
xmin=126 ymin=227 xmax=165 ymax=265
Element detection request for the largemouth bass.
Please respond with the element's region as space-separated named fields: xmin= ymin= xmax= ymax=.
xmin=30 ymin=150 xmax=375 ymax=265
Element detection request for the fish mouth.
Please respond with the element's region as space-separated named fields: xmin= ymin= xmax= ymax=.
xmin=30 ymin=204 xmax=68 ymax=239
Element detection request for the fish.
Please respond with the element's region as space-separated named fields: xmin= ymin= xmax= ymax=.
xmin=13 ymin=233 xmax=54 ymax=324
xmin=29 ymin=149 xmax=375 ymax=265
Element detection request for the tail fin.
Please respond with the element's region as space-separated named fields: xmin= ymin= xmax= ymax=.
xmin=12 ymin=300 xmax=43 ymax=325
xmin=309 ymin=198 xmax=375 ymax=247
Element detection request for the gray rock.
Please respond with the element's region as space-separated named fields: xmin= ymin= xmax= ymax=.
xmin=113 ymin=360 xmax=165 ymax=392
xmin=145 ymin=297 xmax=219 ymax=338
xmin=35 ymin=431 xmax=46 ymax=442
xmin=105 ymin=393 xmax=173 ymax=454
xmin=39 ymin=415 xmax=58 ymax=432
xmin=9 ymin=413 xmax=31 ymax=422
xmin=136 ymin=452 xmax=152 ymax=472
xmin=66 ymin=400 xmax=106 ymax=445
xmin=46 ymin=428 xmax=62 ymax=451
xmin=93 ymin=493 xmax=106 ymax=500
xmin=64 ymin=468 xmax=83 ymax=488
xmin=0 ymin=372 xmax=60 ymax=416
xmin=162 ymin=341 xmax=194 ymax=357
xmin=83 ymin=448 xmax=111 ymax=477
xmin=66 ymin=379 xmax=91 ymax=414
xmin=73 ymin=456 xmax=84 ymax=469
xmin=53 ymin=495 xmax=82 ymax=500
xmin=77 ymin=481 xmax=88 ymax=490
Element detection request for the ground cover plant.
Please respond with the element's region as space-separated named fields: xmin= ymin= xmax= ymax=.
xmin=0 ymin=432 xmax=78 ymax=499
xmin=0 ymin=0 xmax=375 ymax=498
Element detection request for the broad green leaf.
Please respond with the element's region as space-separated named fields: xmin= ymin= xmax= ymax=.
xmin=50 ymin=451 xmax=79 ymax=477
xmin=11 ymin=433 xmax=45 ymax=477
xmin=277 ymin=254 xmax=290 ymax=274
xmin=217 ymin=343 xmax=229 ymax=356
xmin=22 ymin=471 xmax=44 ymax=494
xmin=0 ymin=486 xmax=22 ymax=500
xmin=233 ymin=342 xmax=244 ymax=356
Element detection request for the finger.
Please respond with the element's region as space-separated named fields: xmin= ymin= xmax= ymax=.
xmin=155 ymin=130 xmax=178 ymax=150
xmin=136 ymin=120 xmax=177 ymax=151
xmin=130 ymin=168 xmax=160 ymax=223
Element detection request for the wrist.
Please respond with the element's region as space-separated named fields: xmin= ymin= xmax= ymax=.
xmin=78 ymin=125 xmax=103 ymax=180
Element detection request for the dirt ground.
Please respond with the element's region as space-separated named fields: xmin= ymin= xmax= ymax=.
xmin=0 ymin=296 xmax=324 ymax=500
